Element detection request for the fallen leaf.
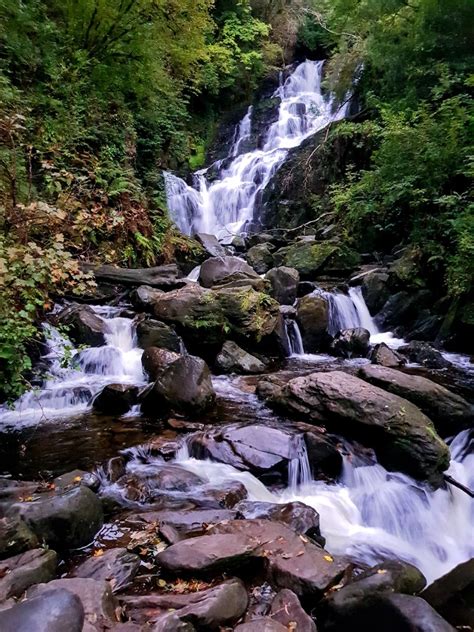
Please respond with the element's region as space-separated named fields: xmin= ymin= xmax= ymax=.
xmin=324 ymin=554 xmax=334 ymax=562
xmin=93 ymin=549 xmax=104 ymax=557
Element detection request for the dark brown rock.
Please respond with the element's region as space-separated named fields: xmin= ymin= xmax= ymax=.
xmin=57 ymin=304 xmax=109 ymax=347
xmin=72 ymin=547 xmax=140 ymax=592
xmin=296 ymin=294 xmax=329 ymax=352
xmin=266 ymin=267 xmax=299 ymax=305
xmin=199 ymin=256 xmax=260 ymax=288
xmin=141 ymin=347 xmax=180 ymax=380
xmin=136 ymin=318 xmax=181 ymax=352
xmin=216 ymin=341 xmax=266 ymax=374
xmin=92 ymin=383 xmax=139 ymax=415
xmin=270 ymin=589 xmax=317 ymax=631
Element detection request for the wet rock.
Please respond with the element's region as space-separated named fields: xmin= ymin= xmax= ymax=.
xmin=330 ymin=328 xmax=370 ymax=358
xmin=130 ymin=286 xmax=165 ymax=311
xmin=156 ymin=533 xmax=259 ymax=574
xmin=72 ymin=547 xmax=140 ymax=593
xmin=83 ymin=263 xmax=184 ymax=289
xmin=370 ymin=342 xmax=406 ymax=367
xmin=105 ymin=456 xmax=127 ymax=483
xmin=116 ymin=466 xmax=204 ymax=503
xmin=271 ymin=371 xmax=450 ymax=484
xmin=152 ymin=614 xmax=196 ymax=631
xmin=296 ymin=293 xmax=330 ymax=352
xmin=195 ymin=233 xmax=227 ymax=258
xmin=148 ymin=509 xmax=238 ymax=543
xmin=398 ymin=341 xmax=451 ymax=369
xmin=360 ymin=271 xmax=390 ymax=314
xmin=57 ymin=304 xmax=108 ymax=347
xmin=421 ymin=558 xmax=474 ymax=628
xmin=246 ymin=243 xmax=275 ymax=274
xmin=0 ymin=588 xmax=84 ymax=632
xmin=199 ymin=256 xmax=260 ymax=288
xmin=406 ymin=310 xmax=443 ymax=342
xmin=0 ymin=515 xmax=38 ymax=559
xmin=142 ymin=355 xmax=215 ymax=416
xmin=0 ymin=548 xmax=57 ymax=601
xmin=177 ymin=481 xmax=247 ymax=510
xmin=92 ymin=384 xmax=139 ymax=415
xmin=141 ymin=347 xmax=180 ymax=380
xmin=18 ymin=486 xmax=104 ymax=550
xmin=359 ymin=365 xmax=473 ymax=435
xmin=270 ymin=589 xmax=316 ymax=631
xmin=376 ymin=291 xmax=431 ymax=332
xmin=123 ymin=578 xmax=248 ymax=630
xmin=235 ymin=620 xmax=287 ymax=632
xmin=297 ymin=281 xmax=317 ymax=297
xmin=303 ymin=430 xmax=343 ymax=479
xmin=275 ymin=242 xmax=360 ymax=279
xmin=136 ymin=318 xmax=181 ymax=352
xmin=216 ymin=341 xmax=266 ymax=374
xmin=53 ymin=469 xmax=91 ymax=492
xmin=266 ymin=267 xmax=300 ymax=305
xmin=151 ymin=465 xmax=205 ymax=492
xmin=27 ymin=577 xmax=119 ymax=630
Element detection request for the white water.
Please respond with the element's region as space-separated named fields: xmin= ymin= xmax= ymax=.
xmin=0 ymin=307 xmax=145 ymax=428
xmin=285 ymin=319 xmax=305 ymax=355
xmin=165 ymin=60 xmax=349 ymax=238
xmin=320 ymin=286 xmax=379 ymax=337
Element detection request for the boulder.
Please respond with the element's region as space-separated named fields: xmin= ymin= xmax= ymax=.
xmin=92 ymin=384 xmax=139 ymax=415
xmin=421 ymin=558 xmax=474 ymax=628
xmin=82 ymin=263 xmax=184 ymax=288
xmin=269 ymin=371 xmax=450 ymax=483
xmin=0 ymin=548 xmax=57 ymax=601
xmin=18 ymin=486 xmax=104 ymax=550
xmin=376 ymin=291 xmax=431 ymax=331
xmin=297 ymin=281 xmax=317 ymax=297
xmin=359 ymin=365 xmax=473 ymax=435
xmin=0 ymin=588 xmax=84 ymax=632
xmin=136 ymin=319 xmax=181 ymax=352
xmin=130 ymin=286 xmax=165 ymax=311
xmin=270 ymin=589 xmax=316 ymax=632
xmin=72 ymin=547 xmax=140 ymax=593
xmin=156 ymin=533 xmax=259 ymax=574
xmin=275 ymin=242 xmax=360 ymax=279
xmin=115 ymin=466 xmax=204 ymax=503
xmin=266 ymin=267 xmax=299 ymax=305
xmin=0 ymin=515 xmax=38 ymax=560
xmin=330 ymin=328 xmax=370 ymax=358
xmin=139 ymin=509 xmax=238 ymax=543
xmin=370 ymin=342 xmax=406 ymax=367
xmin=361 ymin=271 xmax=390 ymax=314
xmin=303 ymin=430 xmax=343 ymax=479
xmin=141 ymin=355 xmax=215 ymax=416
xmin=57 ymin=304 xmax=108 ymax=347
xmin=398 ymin=341 xmax=451 ymax=369
xmin=153 ymin=614 xmax=195 ymax=631
xmin=246 ymin=243 xmax=275 ymax=274
xmin=216 ymin=341 xmax=266 ymax=374
xmin=195 ymin=233 xmax=227 ymax=258
xmin=199 ymin=256 xmax=260 ymax=288
xmin=296 ymin=293 xmax=330 ymax=352
xmin=141 ymin=347 xmax=181 ymax=380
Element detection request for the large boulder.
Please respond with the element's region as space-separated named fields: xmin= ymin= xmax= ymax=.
xmin=359 ymin=365 xmax=473 ymax=435
xmin=274 ymin=242 xmax=360 ymax=279
xmin=136 ymin=318 xmax=181 ymax=351
xmin=398 ymin=341 xmax=451 ymax=369
xmin=216 ymin=341 xmax=266 ymax=374
xmin=0 ymin=548 xmax=57 ymax=601
xmin=18 ymin=486 xmax=104 ymax=550
xmin=141 ymin=347 xmax=181 ymax=381
xmin=92 ymin=383 xmax=139 ymax=415
xmin=199 ymin=256 xmax=260 ymax=288
xmin=246 ymin=243 xmax=275 ymax=274
xmin=266 ymin=267 xmax=299 ymax=305
xmin=141 ymin=355 xmax=216 ymax=416
xmin=195 ymin=233 xmax=227 ymax=258
xmin=370 ymin=342 xmax=406 ymax=367
xmin=268 ymin=371 xmax=450 ymax=483
xmin=360 ymin=270 xmax=390 ymax=314
xmin=130 ymin=285 xmax=165 ymax=312
xmin=296 ymin=293 xmax=330 ymax=351
xmin=57 ymin=304 xmax=108 ymax=347
xmin=330 ymin=328 xmax=370 ymax=358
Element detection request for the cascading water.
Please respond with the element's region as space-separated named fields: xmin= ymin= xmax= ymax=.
xmin=0 ymin=306 xmax=145 ymax=428
xmin=164 ymin=60 xmax=349 ymax=238
xmin=285 ymin=319 xmax=305 ymax=355
xmin=322 ymin=286 xmax=379 ymax=337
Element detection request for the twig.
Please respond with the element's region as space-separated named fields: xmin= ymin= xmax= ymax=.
xmin=444 ymin=474 xmax=474 ymax=498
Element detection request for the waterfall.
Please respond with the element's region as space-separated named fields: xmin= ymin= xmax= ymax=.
xmin=164 ymin=60 xmax=349 ymax=238
xmin=318 ymin=286 xmax=379 ymax=337
xmin=0 ymin=306 xmax=145 ymax=428
xmin=285 ymin=320 xmax=305 ymax=355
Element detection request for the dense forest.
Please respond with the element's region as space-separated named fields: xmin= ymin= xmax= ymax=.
xmin=0 ymin=0 xmax=473 ymax=396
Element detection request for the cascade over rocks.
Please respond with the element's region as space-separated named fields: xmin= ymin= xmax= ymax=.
xmin=57 ymin=304 xmax=109 ymax=347
xmin=216 ymin=341 xmax=266 ymax=374
xmin=261 ymin=371 xmax=450 ymax=483
xmin=398 ymin=341 xmax=451 ymax=369
xmin=330 ymin=327 xmax=370 ymax=358
xmin=266 ymin=266 xmax=299 ymax=305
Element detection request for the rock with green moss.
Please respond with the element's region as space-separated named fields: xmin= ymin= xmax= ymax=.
xmin=274 ymin=241 xmax=360 ymax=279
xmin=296 ymin=293 xmax=330 ymax=351
xmin=246 ymin=243 xmax=275 ymax=274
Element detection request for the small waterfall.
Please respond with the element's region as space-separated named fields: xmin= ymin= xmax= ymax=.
xmin=164 ymin=60 xmax=349 ymax=238
xmin=288 ymin=437 xmax=312 ymax=491
xmin=321 ymin=286 xmax=379 ymax=336
xmin=286 ymin=320 xmax=305 ymax=355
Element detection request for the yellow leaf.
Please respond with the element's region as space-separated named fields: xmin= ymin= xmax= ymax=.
xmin=324 ymin=555 xmax=334 ymax=562
xmin=158 ymin=579 xmax=167 ymax=588
xmin=93 ymin=549 xmax=104 ymax=557
xmin=377 ymin=569 xmax=387 ymax=574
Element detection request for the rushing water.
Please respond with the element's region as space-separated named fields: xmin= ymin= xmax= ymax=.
xmin=165 ymin=60 xmax=349 ymax=238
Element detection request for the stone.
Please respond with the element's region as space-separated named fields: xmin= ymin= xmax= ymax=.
xmin=359 ymin=365 xmax=473 ymax=435
xmin=130 ymin=286 xmax=165 ymax=311
xmin=18 ymin=486 xmax=104 ymax=550
xmin=152 ymin=614 xmax=196 ymax=631
xmin=199 ymin=256 xmax=260 ymax=288
xmin=57 ymin=304 xmax=108 ymax=347
xmin=141 ymin=347 xmax=180 ymax=380
xmin=270 ymin=589 xmax=317 ymax=631
xmin=296 ymin=294 xmax=330 ymax=352
xmin=398 ymin=341 xmax=451 ymax=369
xmin=235 ymin=620 xmax=287 ymax=632
xmin=0 ymin=516 xmax=38 ymax=560
xmin=270 ymin=371 xmax=450 ymax=483
xmin=209 ymin=520 xmax=348 ymax=598
xmin=115 ymin=466 xmax=204 ymax=503
xmin=361 ymin=271 xmax=390 ymax=314
xmin=156 ymin=533 xmax=259 ymax=574
xmin=144 ymin=509 xmax=238 ymax=543
xmin=53 ymin=470 xmax=91 ymax=492
xmin=297 ymin=281 xmax=317 ymax=297
xmin=136 ymin=319 xmax=181 ymax=351
xmin=0 ymin=588 xmax=84 ymax=632
xmin=141 ymin=355 xmax=216 ymax=416
xmin=0 ymin=548 xmax=57 ymax=601
xmin=421 ymin=558 xmax=474 ymax=628
xmin=303 ymin=430 xmax=342 ymax=479
xmin=92 ymin=384 xmax=139 ymax=415
xmin=275 ymin=242 xmax=360 ymax=279
xmin=216 ymin=341 xmax=266 ymax=374
xmin=195 ymin=233 xmax=227 ymax=258
xmin=246 ymin=244 xmax=275 ymax=274
xmin=72 ymin=547 xmax=140 ymax=592
xmin=370 ymin=342 xmax=406 ymax=367
xmin=375 ymin=291 xmax=432 ymax=331
xmin=330 ymin=328 xmax=370 ymax=358
xmin=27 ymin=577 xmax=119 ymax=630
xmin=192 ymin=481 xmax=247 ymax=509
xmin=266 ymin=267 xmax=300 ymax=305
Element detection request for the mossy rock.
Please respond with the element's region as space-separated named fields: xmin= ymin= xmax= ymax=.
xmin=275 ymin=241 xmax=360 ymax=279
xmin=390 ymin=247 xmax=425 ymax=289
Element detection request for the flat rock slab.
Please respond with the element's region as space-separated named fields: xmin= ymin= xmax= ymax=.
xmin=140 ymin=509 xmax=238 ymax=542
xmin=0 ymin=548 xmax=57 ymax=601
xmin=72 ymin=547 xmax=140 ymax=593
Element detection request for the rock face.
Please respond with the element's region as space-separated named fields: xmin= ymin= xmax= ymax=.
xmin=246 ymin=243 xmax=274 ymax=274
xmin=18 ymin=486 xmax=104 ymax=550
xmin=330 ymin=328 xmax=370 ymax=358
xmin=136 ymin=318 xmax=181 ymax=351
xmin=267 ymin=371 xmax=449 ymax=483
xmin=199 ymin=256 xmax=260 ymax=288
xmin=141 ymin=347 xmax=181 ymax=380
xmin=296 ymin=293 xmax=329 ymax=351
xmin=141 ymin=355 xmax=215 ymax=416
xmin=399 ymin=341 xmax=451 ymax=369
xmin=92 ymin=383 xmax=139 ymax=415
xmin=57 ymin=304 xmax=108 ymax=347
xmin=72 ymin=547 xmax=140 ymax=593
xmin=359 ymin=365 xmax=473 ymax=435
xmin=266 ymin=267 xmax=299 ymax=305
xmin=0 ymin=588 xmax=85 ymax=632
xmin=370 ymin=342 xmax=406 ymax=367
xmin=0 ymin=548 xmax=57 ymax=601
xmin=216 ymin=341 xmax=266 ymax=374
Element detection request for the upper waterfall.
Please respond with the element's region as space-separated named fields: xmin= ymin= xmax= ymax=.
xmin=165 ymin=60 xmax=349 ymax=239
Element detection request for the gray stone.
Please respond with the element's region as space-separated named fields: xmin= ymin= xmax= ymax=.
xmin=330 ymin=327 xmax=370 ymax=358
xmin=199 ymin=256 xmax=260 ymax=288
xmin=246 ymin=243 xmax=275 ymax=274
xmin=216 ymin=341 xmax=266 ymax=374
xmin=0 ymin=515 xmax=38 ymax=560
xmin=270 ymin=589 xmax=316 ymax=631
xmin=370 ymin=342 xmax=406 ymax=367
xmin=136 ymin=318 xmax=181 ymax=351
xmin=195 ymin=233 xmax=227 ymax=258
xmin=72 ymin=547 xmax=140 ymax=592
xmin=0 ymin=548 xmax=57 ymax=601
xmin=296 ymin=294 xmax=329 ymax=352
xmin=266 ymin=267 xmax=300 ymax=305
xmin=57 ymin=304 xmax=108 ymax=347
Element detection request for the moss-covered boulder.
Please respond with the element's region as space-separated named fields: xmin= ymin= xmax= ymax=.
xmin=274 ymin=241 xmax=360 ymax=280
